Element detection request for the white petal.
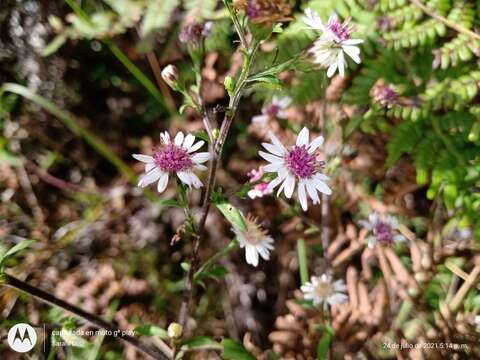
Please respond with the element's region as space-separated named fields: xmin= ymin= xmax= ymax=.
xmin=276 ymin=110 xmax=288 ymax=119
xmin=327 ymin=293 xmax=348 ymax=305
xmin=328 ymin=13 xmax=339 ymax=24
xmin=188 ymin=172 xmax=203 ymax=188
xmin=188 ymin=140 xmax=205 ymax=153
xmin=303 ymin=8 xmax=324 ymax=30
xmin=263 ymin=163 xmax=283 ymax=172
xmin=259 ymin=151 xmax=284 ymax=164
xmin=358 ymin=220 xmax=372 ymax=229
xmin=306 ymin=180 xmax=320 ymax=204
xmin=298 ymin=181 xmax=308 ymax=211
xmin=252 ymin=114 xmax=269 ymax=123
xmin=313 ymin=176 xmax=332 ymax=195
xmin=160 ymin=132 xmax=170 ymax=144
xmin=262 ymin=142 xmax=285 ymax=156
xmin=157 ymin=172 xmax=169 ymax=193
xmin=333 ymin=280 xmax=347 ymax=292
xmin=174 ymin=132 xmax=184 ymax=146
xmin=132 ymin=154 xmax=154 ymax=163
xmin=338 ymin=51 xmax=345 ymax=77
xmin=192 ymin=152 xmax=210 ymax=164
xmin=308 ymin=135 xmax=324 ymax=153
xmin=327 ymin=62 xmax=337 ymax=78
xmin=278 ymin=96 xmax=292 ymax=109
xmin=343 ymin=39 xmax=363 ymax=45
xmin=146 ymin=162 xmax=156 ymax=173
xmin=177 ymin=171 xmax=193 ymax=187
xmin=296 ymin=127 xmax=310 ymax=146
xmin=394 ymin=234 xmax=406 ymax=243
xmin=269 ymin=132 xmax=287 ymax=154
xmin=343 ymin=45 xmax=361 ymax=64
xmin=267 ymin=171 xmax=288 ymax=190
xmin=284 ymin=174 xmax=296 ymax=199
xmin=183 ymin=134 xmax=195 ymax=149
xmin=367 ymin=236 xmax=377 ymax=248
xmin=138 ymin=168 xmax=162 ymax=188
xmin=245 ymin=246 xmax=259 ymax=267
xmin=195 ymin=164 xmax=208 ymax=171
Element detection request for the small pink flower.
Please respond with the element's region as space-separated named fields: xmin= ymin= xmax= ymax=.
xmin=247 ymin=167 xmax=272 ymax=199
xmin=133 ymin=131 xmax=210 ymax=193
xmin=252 ymin=96 xmax=292 ymax=124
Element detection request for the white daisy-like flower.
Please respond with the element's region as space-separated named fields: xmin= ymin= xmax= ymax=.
xmin=359 ymin=212 xmax=406 ymax=248
xmin=252 ymin=96 xmax=292 ymax=124
xmin=303 ymin=8 xmax=363 ymax=77
xmin=232 ymin=215 xmax=275 ymax=267
xmin=301 ymin=274 xmax=348 ymax=307
xmin=133 ymin=131 xmax=210 ymax=193
xmin=259 ymin=127 xmax=331 ymax=211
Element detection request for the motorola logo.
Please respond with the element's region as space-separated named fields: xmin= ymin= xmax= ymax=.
xmin=7 ymin=323 xmax=37 ymax=353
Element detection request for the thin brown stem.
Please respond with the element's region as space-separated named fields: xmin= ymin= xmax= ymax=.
xmin=410 ymin=0 xmax=480 ymax=41
xmin=145 ymin=51 xmax=176 ymax=112
xmin=3 ymin=273 xmax=172 ymax=360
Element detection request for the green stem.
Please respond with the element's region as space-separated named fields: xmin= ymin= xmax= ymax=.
xmin=223 ymin=0 xmax=248 ymax=49
xmin=297 ymin=238 xmax=309 ymax=285
xmin=65 ymin=0 xmax=91 ymax=24
xmin=193 ymin=240 xmax=239 ymax=282
xmin=107 ymin=41 xmax=168 ymax=111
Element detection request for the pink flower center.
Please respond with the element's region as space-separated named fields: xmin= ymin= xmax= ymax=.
xmin=374 ymin=221 xmax=394 ymax=244
xmin=154 ymin=143 xmax=193 ymax=172
xmin=286 ymin=145 xmax=317 ymax=179
xmin=266 ymin=104 xmax=280 ymax=118
xmin=327 ymin=19 xmax=351 ymax=42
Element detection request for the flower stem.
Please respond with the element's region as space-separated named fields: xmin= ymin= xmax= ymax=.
xmin=2 ymin=273 xmax=172 ymax=360
xmin=193 ymin=240 xmax=239 ymax=282
xmin=178 ymin=38 xmax=260 ymax=328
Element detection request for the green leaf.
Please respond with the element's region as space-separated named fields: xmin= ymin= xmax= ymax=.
xmin=0 ymin=240 xmax=36 ymax=268
xmin=221 ymin=338 xmax=255 ymax=360
xmin=247 ymin=74 xmax=282 ymax=86
xmin=134 ymin=325 xmax=169 ymax=339
xmin=159 ymin=199 xmax=182 ymax=208
xmin=42 ymin=34 xmax=67 ymax=57
xmin=215 ymin=201 xmax=247 ymax=231
xmin=182 ymin=336 xmax=221 ymax=350
xmin=316 ymin=325 xmax=334 ymax=360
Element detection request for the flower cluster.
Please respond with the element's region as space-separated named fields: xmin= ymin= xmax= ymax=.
xmin=303 ymin=8 xmax=363 ymax=77
xmin=252 ymin=96 xmax=291 ymax=124
xmin=371 ymin=79 xmax=399 ymax=108
xmin=301 ymin=274 xmax=348 ymax=307
xmin=259 ymin=127 xmax=331 ymax=211
xmin=359 ymin=213 xmax=406 ymax=248
xmin=179 ymin=21 xmax=212 ymax=45
xmin=247 ymin=167 xmax=272 ymax=199
xmin=133 ymin=131 xmax=210 ymax=193
xmin=232 ymin=215 xmax=275 ymax=267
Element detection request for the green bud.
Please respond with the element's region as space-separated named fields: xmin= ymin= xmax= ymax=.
xmin=212 ymin=128 xmax=220 ymax=140
xmin=224 ymin=76 xmax=235 ymax=97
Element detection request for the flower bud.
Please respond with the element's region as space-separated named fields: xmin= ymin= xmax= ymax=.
xmin=161 ymin=65 xmax=179 ymax=89
xmin=167 ymin=322 xmax=183 ymax=340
